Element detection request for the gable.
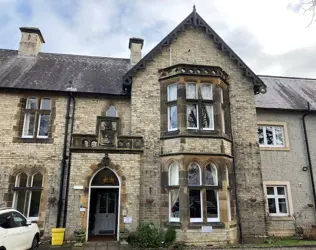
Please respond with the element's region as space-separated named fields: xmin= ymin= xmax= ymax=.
xmin=123 ymin=8 xmax=266 ymax=95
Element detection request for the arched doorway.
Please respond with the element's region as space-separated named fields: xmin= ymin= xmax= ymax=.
xmin=87 ymin=167 xmax=120 ymax=241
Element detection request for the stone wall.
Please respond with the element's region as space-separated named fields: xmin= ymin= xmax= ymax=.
xmin=257 ymin=109 xmax=316 ymax=236
xmin=0 ymin=91 xmax=67 ymax=235
xmin=131 ymin=27 xmax=267 ymax=242
xmin=65 ymin=153 xmax=141 ymax=239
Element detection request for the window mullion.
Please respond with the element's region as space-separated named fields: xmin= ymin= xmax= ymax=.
xmin=272 ymin=127 xmax=276 ymax=146
xmin=263 ymin=127 xmax=267 ymax=145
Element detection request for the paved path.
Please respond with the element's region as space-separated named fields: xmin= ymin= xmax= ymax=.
xmin=39 ymin=244 xmax=316 ymax=250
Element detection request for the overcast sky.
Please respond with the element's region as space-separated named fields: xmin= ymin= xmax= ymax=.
xmin=0 ymin=0 xmax=315 ymax=77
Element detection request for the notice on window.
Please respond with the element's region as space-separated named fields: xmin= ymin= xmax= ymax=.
xmin=201 ymin=226 xmax=212 ymax=233
xmin=124 ymin=217 xmax=132 ymax=224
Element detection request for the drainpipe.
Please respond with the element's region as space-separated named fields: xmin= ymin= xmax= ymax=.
xmin=302 ymin=102 xmax=316 ymax=210
xmin=56 ymin=93 xmax=71 ymax=228
xmin=63 ymin=94 xmax=76 ymax=228
xmin=228 ymin=103 xmax=243 ymax=243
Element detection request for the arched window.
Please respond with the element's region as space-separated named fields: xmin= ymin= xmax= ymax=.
xmin=205 ymin=163 xmax=218 ymax=186
xmin=188 ymin=162 xmax=201 ymax=186
xmin=168 ymin=162 xmax=180 ymax=222
xmin=205 ymin=163 xmax=219 ymax=222
xmin=188 ymin=162 xmax=202 ymax=222
xmin=13 ymin=172 xmax=44 ymax=220
xmin=106 ymin=106 xmax=117 ymax=117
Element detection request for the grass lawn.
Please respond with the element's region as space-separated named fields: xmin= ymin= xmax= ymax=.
xmin=227 ymin=238 xmax=316 ymax=248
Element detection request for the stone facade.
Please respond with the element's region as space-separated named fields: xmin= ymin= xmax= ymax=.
xmin=0 ymin=10 xmax=275 ymax=247
xmin=257 ymin=109 xmax=316 ymax=236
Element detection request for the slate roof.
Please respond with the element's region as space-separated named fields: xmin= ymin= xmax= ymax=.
xmin=256 ymin=76 xmax=316 ymax=111
xmin=123 ymin=8 xmax=267 ymax=95
xmin=0 ymin=49 xmax=131 ymax=95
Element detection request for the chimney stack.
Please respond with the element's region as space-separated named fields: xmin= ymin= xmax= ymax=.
xmin=129 ymin=37 xmax=144 ymax=65
xmin=19 ymin=27 xmax=45 ymax=57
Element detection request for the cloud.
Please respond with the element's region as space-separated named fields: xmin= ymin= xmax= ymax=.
xmin=0 ymin=0 xmax=316 ymax=77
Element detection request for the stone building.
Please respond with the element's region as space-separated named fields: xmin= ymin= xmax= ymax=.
xmin=0 ymin=8 xmax=315 ymax=246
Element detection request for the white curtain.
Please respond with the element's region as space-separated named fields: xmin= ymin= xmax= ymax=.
xmin=201 ymin=83 xmax=212 ymax=100
xmin=169 ymin=163 xmax=179 ymax=185
xmin=168 ymin=84 xmax=177 ymax=101
xmin=186 ymin=83 xmax=197 ymax=99
xmin=170 ymin=189 xmax=180 ymax=218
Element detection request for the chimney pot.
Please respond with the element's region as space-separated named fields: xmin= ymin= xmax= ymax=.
xmin=18 ymin=27 xmax=45 ymax=57
xmin=129 ymin=37 xmax=144 ymax=65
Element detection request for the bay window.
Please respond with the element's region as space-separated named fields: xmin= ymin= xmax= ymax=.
xmin=205 ymin=164 xmax=219 ymax=222
xmin=188 ymin=162 xmax=202 ymax=222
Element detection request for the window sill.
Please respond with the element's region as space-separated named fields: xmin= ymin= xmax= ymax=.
xmin=188 ymin=222 xmax=225 ymax=229
xmin=161 ymin=131 xmax=231 ymax=141
xmin=164 ymin=222 xmax=182 ymax=228
xmin=268 ymin=215 xmax=293 ymax=221
xmin=259 ymin=146 xmax=290 ymax=151
xmin=13 ymin=137 xmax=53 ymax=144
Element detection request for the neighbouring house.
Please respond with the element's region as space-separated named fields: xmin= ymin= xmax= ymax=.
xmin=0 ymin=7 xmax=315 ymax=246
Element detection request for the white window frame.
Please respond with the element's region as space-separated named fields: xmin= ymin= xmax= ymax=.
xmin=37 ymin=98 xmax=51 ymax=139
xmin=168 ymin=162 xmax=180 ymax=222
xmin=190 ymin=190 xmax=203 ymax=223
xmin=201 ymin=82 xmax=213 ymax=100
xmin=22 ymin=97 xmax=37 ymax=138
xmin=12 ymin=172 xmax=43 ymax=221
xmin=206 ymin=190 xmax=220 ymax=222
xmin=201 ymin=104 xmax=214 ymax=131
xmin=27 ymin=173 xmax=44 ymax=221
xmin=168 ymin=105 xmax=178 ymax=132
xmin=187 ymin=104 xmax=199 ymax=129
xmin=258 ymin=125 xmax=285 ymax=147
xmin=186 ymin=82 xmax=198 ymax=99
xmin=167 ymin=84 xmax=178 ymax=131
xmin=263 ymin=181 xmax=293 ymax=217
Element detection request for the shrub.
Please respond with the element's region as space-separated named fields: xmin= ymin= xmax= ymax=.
xmin=129 ymin=222 xmax=177 ymax=248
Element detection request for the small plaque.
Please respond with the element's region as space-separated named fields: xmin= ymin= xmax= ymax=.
xmin=74 ymin=185 xmax=84 ymax=190
xmin=80 ymin=207 xmax=86 ymax=212
xmin=201 ymin=226 xmax=212 ymax=232
xmin=124 ymin=217 xmax=132 ymax=224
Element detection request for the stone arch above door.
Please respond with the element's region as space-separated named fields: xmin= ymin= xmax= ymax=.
xmin=80 ymin=154 xmax=127 ymax=233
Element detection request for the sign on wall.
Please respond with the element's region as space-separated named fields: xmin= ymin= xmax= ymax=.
xmin=124 ymin=217 xmax=132 ymax=224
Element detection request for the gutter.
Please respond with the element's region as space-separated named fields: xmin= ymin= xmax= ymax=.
xmin=228 ymin=102 xmax=243 ymax=243
xmin=63 ymin=94 xmax=76 ymax=228
xmin=302 ymin=102 xmax=316 ymax=210
xmin=56 ymin=94 xmax=71 ymax=228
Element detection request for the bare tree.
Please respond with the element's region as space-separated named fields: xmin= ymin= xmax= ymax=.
xmin=300 ymin=0 xmax=316 ymax=26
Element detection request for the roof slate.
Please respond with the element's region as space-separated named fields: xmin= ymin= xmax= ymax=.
xmin=256 ymin=76 xmax=316 ymax=111
xmin=0 ymin=49 xmax=131 ymax=95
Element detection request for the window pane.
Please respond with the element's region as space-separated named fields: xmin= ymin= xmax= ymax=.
xmin=38 ymin=114 xmax=50 ymax=137
xmin=220 ymin=88 xmax=224 ymax=103
xmin=106 ymin=106 xmax=117 ymax=117
xmin=266 ymin=127 xmax=273 ymax=145
xmin=23 ymin=113 xmax=36 ymax=137
xmin=40 ymin=98 xmax=51 ymax=110
xmin=168 ymin=84 xmax=177 ymax=101
xmin=275 ymin=127 xmax=284 ymax=145
xmin=202 ymin=104 xmax=214 ymax=129
xmin=29 ymin=191 xmax=42 ymax=217
xmin=107 ymin=192 xmax=116 ymax=213
xmin=16 ymin=190 xmax=27 ymax=214
xmin=189 ymin=190 xmax=201 ymax=218
xmin=221 ymin=107 xmax=225 ymax=133
xmin=187 ymin=104 xmax=198 ymax=128
xmin=169 ymin=162 xmax=179 ymax=186
xmin=26 ymin=97 xmax=37 ymax=109
xmin=17 ymin=173 xmax=28 ymax=187
xmin=267 ymin=187 xmax=274 ymax=195
xmin=277 ymin=187 xmax=285 ymax=195
xmin=32 ymin=173 xmax=43 ymax=187
xmin=188 ymin=163 xmax=201 ymax=186
xmin=258 ymin=127 xmax=264 ymax=145
xmin=186 ymin=83 xmax=197 ymax=99
xmin=12 ymin=212 xmax=26 ymax=227
xmin=278 ymin=198 xmax=288 ymax=213
xmin=268 ymin=198 xmax=276 ymax=213
xmin=0 ymin=213 xmax=12 ymax=229
xmin=201 ymin=83 xmax=212 ymax=100
xmin=168 ymin=106 xmax=177 ymax=130
xmin=205 ymin=164 xmax=217 ymax=186
xmin=170 ymin=189 xmax=180 ymax=219
xmin=206 ymin=190 xmax=218 ymax=219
